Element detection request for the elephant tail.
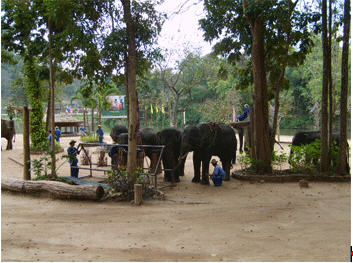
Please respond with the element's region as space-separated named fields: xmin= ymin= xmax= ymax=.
xmin=13 ymin=134 xmax=16 ymax=142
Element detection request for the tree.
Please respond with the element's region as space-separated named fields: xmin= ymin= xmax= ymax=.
xmin=200 ymin=0 xmax=319 ymax=173
xmin=338 ymin=0 xmax=350 ymax=174
xmin=2 ymin=0 xmax=109 ymax=176
xmin=321 ymin=0 xmax=329 ymax=172
xmin=100 ymin=0 xmax=164 ymax=178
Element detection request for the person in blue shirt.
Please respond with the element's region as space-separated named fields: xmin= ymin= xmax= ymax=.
xmin=209 ymin=159 xmax=225 ymax=186
xmin=54 ymin=126 xmax=62 ymax=142
xmin=67 ymin=140 xmax=81 ymax=178
xmin=237 ymin=104 xmax=250 ymax=122
xmin=48 ymin=130 xmax=53 ymax=152
xmin=96 ymin=125 xmax=104 ymax=144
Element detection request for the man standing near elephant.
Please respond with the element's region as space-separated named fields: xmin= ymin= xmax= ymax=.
xmin=54 ymin=126 xmax=61 ymax=142
xmin=96 ymin=125 xmax=104 ymax=144
xmin=209 ymin=159 xmax=225 ymax=186
xmin=67 ymin=140 xmax=81 ymax=178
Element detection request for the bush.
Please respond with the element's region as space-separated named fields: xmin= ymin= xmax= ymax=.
xmin=81 ymin=134 xmax=99 ymax=143
xmin=106 ymin=168 xmax=152 ymax=200
xmin=31 ymin=141 xmax=62 ymax=153
xmin=289 ymin=139 xmax=321 ymax=172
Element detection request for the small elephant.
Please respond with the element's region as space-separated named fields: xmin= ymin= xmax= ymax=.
xmin=180 ymin=122 xmax=237 ymax=185
xmin=2 ymin=118 xmax=16 ymax=150
xmin=156 ymin=127 xmax=185 ymax=183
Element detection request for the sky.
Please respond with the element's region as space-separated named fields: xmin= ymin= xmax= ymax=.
xmin=156 ymin=0 xmax=213 ymax=63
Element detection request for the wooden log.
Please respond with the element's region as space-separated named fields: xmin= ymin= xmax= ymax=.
xmin=1 ymin=178 xmax=104 ymax=200
xmin=8 ymin=157 xmax=24 ymax=167
xmin=134 ymin=184 xmax=143 ymax=206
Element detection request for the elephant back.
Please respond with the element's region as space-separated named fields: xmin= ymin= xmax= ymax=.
xmin=198 ymin=122 xmax=236 ymax=156
xmin=291 ymin=131 xmax=320 ymax=146
xmin=157 ymin=128 xmax=182 ymax=154
xmin=141 ymin=128 xmax=158 ymax=145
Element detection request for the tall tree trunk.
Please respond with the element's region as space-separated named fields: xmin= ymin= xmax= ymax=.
xmin=328 ymin=0 xmax=333 ymax=163
xmin=23 ymin=106 xmax=31 ymax=180
xmin=98 ymin=106 xmax=102 ymax=126
xmin=46 ymin=86 xmax=51 ymax=132
xmin=338 ymin=0 xmax=350 ymax=174
xmin=270 ymin=67 xmax=285 ymax=153
xmin=321 ymin=0 xmax=329 ymax=172
xmin=122 ymin=0 xmax=138 ymax=179
xmin=83 ymin=108 xmax=86 ymax=131
xmin=48 ymin=19 xmax=56 ymax=177
xmin=91 ymin=107 xmax=95 ymax=133
xmin=246 ymin=10 xmax=272 ymax=173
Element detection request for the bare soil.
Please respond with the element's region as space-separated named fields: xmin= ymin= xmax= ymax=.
xmin=1 ymin=134 xmax=350 ymax=261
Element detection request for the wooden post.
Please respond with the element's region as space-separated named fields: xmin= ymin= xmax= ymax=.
xmin=23 ymin=106 xmax=31 ymax=180
xmin=134 ymin=184 xmax=143 ymax=205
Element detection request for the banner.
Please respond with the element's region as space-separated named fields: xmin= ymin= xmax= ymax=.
xmin=102 ymin=95 xmax=127 ymax=117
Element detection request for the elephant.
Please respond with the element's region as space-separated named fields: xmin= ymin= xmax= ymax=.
xmin=289 ymin=130 xmax=349 ymax=172
xmin=156 ymin=127 xmax=185 ymax=183
xmin=110 ymin=124 xmax=128 ymax=143
xmin=180 ymin=122 xmax=237 ymax=184
xmin=116 ymin=128 xmax=161 ymax=173
xmin=2 ymin=118 xmax=16 ymax=150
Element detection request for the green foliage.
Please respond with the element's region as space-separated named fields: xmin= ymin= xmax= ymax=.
xmin=30 ymin=154 xmax=50 ymax=179
xmin=80 ymin=134 xmax=99 ymax=143
xmin=271 ymin=150 xmax=288 ymax=170
xmin=238 ymin=154 xmax=253 ymax=171
xmin=289 ymin=139 xmax=321 ymax=172
xmin=31 ymin=141 xmax=61 ymax=153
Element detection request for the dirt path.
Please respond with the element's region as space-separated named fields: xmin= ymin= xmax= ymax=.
xmin=1 ymin=134 xmax=350 ymax=261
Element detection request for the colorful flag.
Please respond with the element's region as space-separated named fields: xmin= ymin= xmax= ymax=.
xmin=161 ymin=106 xmax=165 ymax=114
xmin=150 ymin=104 xmax=154 ymax=114
xmin=155 ymin=106 xmax=159 ymax=113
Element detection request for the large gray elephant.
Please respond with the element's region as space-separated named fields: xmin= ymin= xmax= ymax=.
xmin=156 ymin=127 xmax=185 ymax=183
xmin=180 ymin=122 xmax=237 ymax=184
xmin=2 ymin=118 xmax=15 ymax=150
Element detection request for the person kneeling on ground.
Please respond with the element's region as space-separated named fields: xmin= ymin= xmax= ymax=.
xmin=67 ymin=140 xmax=81 ymax=178
xmin=209 ymin=159 xmax=225 ymax=186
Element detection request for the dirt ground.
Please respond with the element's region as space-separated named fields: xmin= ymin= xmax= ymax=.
xmin=1 ymin=134 xmax=351 ymax=262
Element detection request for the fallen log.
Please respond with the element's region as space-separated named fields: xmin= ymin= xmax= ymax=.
xmin=8 ymin=157 xmax=24 ymax=167
xmin=1 ymin=178 xmax=104 ymax=200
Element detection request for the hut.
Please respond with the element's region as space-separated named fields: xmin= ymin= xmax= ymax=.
xmin=53 ymin=114 xmax=83 ymax=136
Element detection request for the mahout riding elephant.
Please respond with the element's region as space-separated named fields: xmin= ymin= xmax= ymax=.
xmin=289 ymin=130 xmax=349 ymax=172
xmin=156 ymin=127 xmax=185 ymax=183
xmin=179 ymin=122 xmax=237 ymax=184
xmin=110 ymin=124 xmax=128 ymax=143
xmin=2 ymin=118 xmax=16 ymax=150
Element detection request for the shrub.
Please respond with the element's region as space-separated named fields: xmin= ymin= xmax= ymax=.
xmin=289 ymin=139 xmax=321 ymax=172
xmin=81 ymin=134 xmax=99 ymax=143
xmin=106 ymin=168 xmax=152 ymax=200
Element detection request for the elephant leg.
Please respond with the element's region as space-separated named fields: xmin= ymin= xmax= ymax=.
xmin=221 ymin=159 xmax=231 ymax=181
xmin=200 ymin=155 xmax=211 ymax=185
xmin=7 ymin=138 xmax=12 ymax=150
xmin=192 ymin=152 xmax=201 ymax=183
xmin=179 ymin=155 xmax=186 ymax=176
